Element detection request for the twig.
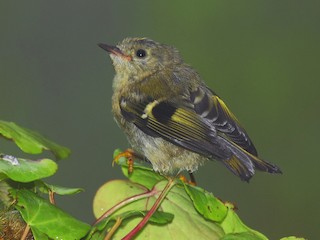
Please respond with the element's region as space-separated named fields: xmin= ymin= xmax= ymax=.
xmin=20 ymin=224 xmax=30 ymax=240
xmin=49 ymin=190 xmax=55 ymax=204
xmin=104 ymin=217 xmax=122 ymax=240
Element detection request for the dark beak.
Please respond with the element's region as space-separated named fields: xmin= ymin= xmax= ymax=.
xmin=98 ymin=43 xmax=132 ymax=61
xmin=98 ymin=43 xmax=121 ymax=54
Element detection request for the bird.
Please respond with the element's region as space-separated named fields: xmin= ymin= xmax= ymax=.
xmin=98 ymin=37 xmax=282 ymax=182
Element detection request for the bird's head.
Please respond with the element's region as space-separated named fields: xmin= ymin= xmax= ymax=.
xmin=98 ymin=37 xmax=183 ymax=80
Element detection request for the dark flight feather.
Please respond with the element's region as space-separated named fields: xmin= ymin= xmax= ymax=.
xmin=190 ymin=86 xmax=258 ymax=156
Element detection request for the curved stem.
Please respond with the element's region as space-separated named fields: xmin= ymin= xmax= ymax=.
xmin=104 ymin=217 xmax=122 ymax=240
xmin=122 ymin=178 xmax=175 ymax=240
xmin=94 ymin=187 xmax=158 ymax=225
xmin=20 ymin=223 xmax=30 ymax=240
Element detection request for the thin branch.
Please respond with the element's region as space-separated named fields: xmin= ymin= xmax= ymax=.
xmin=20 ymin=224 xmax=30 ymax=240
xmin=104 ymin=217 xmax=122 ymax=240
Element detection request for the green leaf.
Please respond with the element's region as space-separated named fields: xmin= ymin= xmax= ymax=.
xmin=99 ymin=151 xmax=304 ymax=239
xmin=145 ymin=210 xmax=174 ymax=224
xmin=35 ymin=181 xmax=84 ymax=195
xmin=93 ymin=179 xmax=224 ymax=239
xmin=11 ymin=189 xmax=90 ymax=240
xmin=184 ymin=183 xmax=228 ymax=222
xmin=122 ymin=163 xmax=166 ymax=190
xmin=219 ymin=203 xmax=267 ymax=240
xmin=279 ymin=237 xmax=307 ymax=240
xmin=0 ymin=155 xmax=57 ymax=182
xmin=97 ymin=210 xmax=173 ymax=231
xmin=0 ymin=120 xmax=70 ymax=159
xmin=115 ymin=210 xmax=173 ymax=225
xmin=114 ymin=210 xmax=173 ymax=225
xmin=93 ymin=179 xmax=150 ymax=219
xmin=88 ymin=210 xmax=174 ymax=240
xmin=30 ymin=228 xmax=50 ymax=240
xmin=221 ymin=232 xmax=267 ymax=240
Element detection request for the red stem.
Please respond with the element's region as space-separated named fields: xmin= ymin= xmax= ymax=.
xmin=94 ymin=187 xmax=157 ymax=225
xmin=122 ymin=178 xmax=175 ymax=240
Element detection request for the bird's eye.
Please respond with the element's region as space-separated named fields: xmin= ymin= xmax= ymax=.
xmin=136 ymin=49 xmax=147 ymax=58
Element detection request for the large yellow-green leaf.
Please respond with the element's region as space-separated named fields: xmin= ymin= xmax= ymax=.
xmin=93 ymin=151 xmax=272 ymax=240
xmin=93 ymin=179 xmax=225 ymax=240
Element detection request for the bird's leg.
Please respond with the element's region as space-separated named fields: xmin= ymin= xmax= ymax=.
xmin=178 ymin=172 xmax=197 ymax=185
xmin=113 ymin=148 xmax=141 ymax=174
xmin=113 ymin=148 xmax=134 ymax=165
xmin=178 ymin=174 xmax=188 ymax=182
xmin=188 ymin=172 xmax=197 ymax=185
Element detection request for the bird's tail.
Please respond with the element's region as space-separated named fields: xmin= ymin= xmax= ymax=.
xmin=220 ymin=138 xmax=282 ymax=182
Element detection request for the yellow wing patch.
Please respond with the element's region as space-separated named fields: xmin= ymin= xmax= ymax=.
xmin=211 ymin=95 xmax=240 ymax=124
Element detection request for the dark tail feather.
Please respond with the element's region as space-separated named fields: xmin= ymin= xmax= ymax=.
xmin=222 ymin=156 xmax=255 ymax=182
xmin=220 ymin=137 xmax=282 ymax=181
xmin=250 ymin=155 xmax=282 ymax=174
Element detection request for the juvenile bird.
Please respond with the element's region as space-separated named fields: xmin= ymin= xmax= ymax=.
xmin=98 ymin=37 xmax=282 ymax=181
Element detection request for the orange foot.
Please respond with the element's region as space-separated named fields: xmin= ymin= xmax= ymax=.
xmin=113 ymin=149 xmax=136 ymax=174
xmin=179 ymin=172 xmax=197 ymax=186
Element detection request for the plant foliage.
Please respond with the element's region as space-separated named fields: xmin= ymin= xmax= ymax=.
xmin=0 ymin=120 xmax=305 ymax=240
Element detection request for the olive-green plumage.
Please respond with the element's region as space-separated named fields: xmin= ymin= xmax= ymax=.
xmin=99 ymin=37 xmax=282 ymax=181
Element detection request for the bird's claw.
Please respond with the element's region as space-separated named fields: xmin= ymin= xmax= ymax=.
xmin=113 ymin=149 xmax=135 ymax=174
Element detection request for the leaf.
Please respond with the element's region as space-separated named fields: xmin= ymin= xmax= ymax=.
xmin=219 ymin=203 xmax=268 ymax=240
xmin=144 ymin=210 xmax=174 ymax=224
xmin=88 ymin=210 xmax=174 ymax=240
xmin=93 ymin=179 xmax=224 ymax=240
xmin=30 ymin=228 xmax=50 ymax=240
xmin=93 ymin=179 xmax=149 ymax=219
xmin=100 ymin=151 xmax=304 ymax=240
xmin=221 ymin=232 xmax=267 ymax=240
xmin=96 ymin=210 xmax=173 ymax=232
xmin=35 ymin=181 xmax=84 ymax=195
xmin=279 ymin=237 xmax=307 ymax=240
xmin=0 ymin=155 xmax=57 ymax=182
xmin=0 ymin=120 xmax=70 ymax=159
xmin=11 ymin=189 xmax=90 ymax=240
xmin=114 ymin=210 xmax=174 ymax=225
xmin=184 ymin=183 xmax=228 ymax=222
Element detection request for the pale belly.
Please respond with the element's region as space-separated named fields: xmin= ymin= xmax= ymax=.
xmin=126 ymin=123 xmax=207 ymax=174
xmin=112 ymin=94 xmax=207 ymax=174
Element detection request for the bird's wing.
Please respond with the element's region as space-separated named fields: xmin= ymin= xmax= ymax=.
xmin=190 ymin=86 xmax=258 ymax=156
xmin=119 ymin=96 xmax=231 ymax=160
xmin=119 ymin=86 xmax=281 ymax=181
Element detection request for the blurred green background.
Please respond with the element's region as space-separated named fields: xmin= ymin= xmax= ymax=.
xmin=1 ymin=1 xmax=319 ymax=239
